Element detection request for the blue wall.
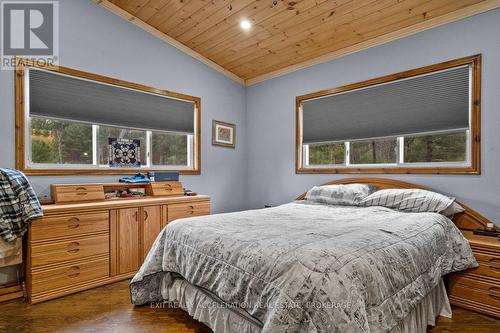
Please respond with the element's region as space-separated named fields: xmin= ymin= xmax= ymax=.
xmin=0 ymin=0 xmax=248 ymax=214
xmin=246 ymin=9 xmax=500 ymax=224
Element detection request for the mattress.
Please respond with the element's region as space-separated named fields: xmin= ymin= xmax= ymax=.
xmin=131 ymin=202 xmax=476 ymax=332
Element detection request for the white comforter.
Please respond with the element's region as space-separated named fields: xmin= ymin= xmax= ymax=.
xmin=131 ymin=202 xmax=477 ymax=332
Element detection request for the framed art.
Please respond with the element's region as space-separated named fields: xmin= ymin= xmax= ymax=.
xmin=212 ymin=120 xmax=236 ymax=148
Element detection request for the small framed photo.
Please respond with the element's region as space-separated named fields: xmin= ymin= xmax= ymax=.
xmin=212 ymin=120 xmax=236 ymax=148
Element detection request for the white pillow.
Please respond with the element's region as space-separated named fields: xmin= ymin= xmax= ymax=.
xmin=360 ymin=188 xmax=455 ymax=213
xmin=305 ymin=184 xmax=375 ymax=206
xmin=441 ymin=201 xmax=465 ymax=217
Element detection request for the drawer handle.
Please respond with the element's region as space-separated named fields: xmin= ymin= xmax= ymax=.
xmin=67 ymin=217 xmax=80 ymax=229
xmin=67 ymin=242 xmax=80 ymax=253
xmin=188 ymin=205 xmax=195 ymax=214
xmin=489 ymin=258 xmax=500 ymax=270
xmin=489 ymin=287 xmax=500 ymax=300
xmin=76 ymin=192 xmax=88 ymax=196
xmin=67 ymin=266 xmax=80 ymax=278
xmin=144 ymin=211 xmax=149 ymax=221
xmin=76 ymin=187 xmax=87 ymax=191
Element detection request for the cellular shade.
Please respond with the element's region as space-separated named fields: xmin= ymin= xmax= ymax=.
xmin=302 ymin=65 xmax=470 ymax=144
xmin=29 ymin=69 xmax=195 ymax=134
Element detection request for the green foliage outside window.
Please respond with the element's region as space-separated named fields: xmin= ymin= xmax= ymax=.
xmin=306 ymin=131 xmax=467 ymax=166
xmin=404 ymin=132 xmax=466 ymax=163
xmin=152 ymin=132 xmax=188 ymax=166
xmin=30 ymin=116 xmax=190 ymax=167
xmin=31 ymin=117 xmax=92 ymax=164
xmin=308 ymin=143 xmax=345 ymax=165
xmin=350 ymin=139 xmax=397 ymax=164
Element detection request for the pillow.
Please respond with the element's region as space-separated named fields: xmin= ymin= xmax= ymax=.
xmin=441 ymin=201 xmax=465 ymax=217
xmin=305 ymin=184 xmax=375 ymax=206
xmin=359 ymin=188 xmax=455 ymax=213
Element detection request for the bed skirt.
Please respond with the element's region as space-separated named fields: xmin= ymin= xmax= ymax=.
xmin=146 ymin=276 xmax=451 ymax=333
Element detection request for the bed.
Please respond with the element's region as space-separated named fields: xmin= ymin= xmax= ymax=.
xmin=130 ymin=178 xmax=484 ymax=333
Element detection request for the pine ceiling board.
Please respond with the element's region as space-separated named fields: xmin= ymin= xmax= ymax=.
xmin=155 ymin=0 xmax=210 ymax=34
xmin=234 ymin=0 xmax=455 ymax=76
xmin=192 ymin=0 xmax=302 ymax=55
xmin=167 ymin=0 xmax=234 ymax=39
xmin=202 ymin=0 xmax=330 ymax=60
xmin=220 ymin=0 xmax=387 ymax=69
xmin=103 ymin=0 xmax=499 ymax=83
xmin=228 ymin=0 xmax=467 ymax=73
xmin=108 ymin=0 xmax=150 ymax=15
xmin=183 ymin=0 xmax=281 ymax=49
xmin=213 ymin=0 xmax=377 ymax=68
xmin=146 ymin=0 xmax=190 ymax=27
xmin=175 ymin=0 xmax=256 ymax=43
xmin=133 ymin=0 xmax=172 ymax=21
xmin=237 ymin=0 xmax=484 ymax=78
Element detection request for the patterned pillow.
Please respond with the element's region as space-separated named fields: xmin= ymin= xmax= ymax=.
xmin=359 ymin=188 xmax=455 ymax=213
xmin=305 ymin=184 xmax=375 ymax=206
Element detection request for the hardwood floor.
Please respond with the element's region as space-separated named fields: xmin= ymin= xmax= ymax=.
xmin=0 ymin=280 xmax=498 ymax=333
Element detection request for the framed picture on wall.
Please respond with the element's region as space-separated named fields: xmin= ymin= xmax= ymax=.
xmin=212 ymin=120 xmax=236 ymax=148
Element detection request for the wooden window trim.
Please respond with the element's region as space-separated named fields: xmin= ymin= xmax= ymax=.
xmin=15 ymin=58 xmax=201 ymax=176
xmin=295 ymin=54 xmax=481 ymax=175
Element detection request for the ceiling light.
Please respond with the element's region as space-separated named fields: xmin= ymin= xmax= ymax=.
xmin=240 ymin=20 xmax=251 ymax=30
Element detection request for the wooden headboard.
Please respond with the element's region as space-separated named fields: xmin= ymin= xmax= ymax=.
xmin=295 ymin=177 xmax=491 ymax=231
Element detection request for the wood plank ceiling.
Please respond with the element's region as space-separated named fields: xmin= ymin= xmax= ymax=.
xmin=104 ymin=0 xmax=497 ymax=84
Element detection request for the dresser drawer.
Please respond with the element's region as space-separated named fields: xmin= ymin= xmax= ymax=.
xmin=449 ymin=275 xmax=500 ymax=309
xmin=52 ymin=185 xmax=105 ymax=203
xmin=466 ymin=251 xmax=500 ymax=281
xmin=31 ymin=258 xmax=109 ymax=294
xmin=146 ymin=182 xmax=184 ymax=196
xmin=31 ymin=234 xmax=109 ymax=267
xmin=31 ymin=212 xmax=109 ymax=241
xmin=168 ymin=201 xmax=210 ymax=222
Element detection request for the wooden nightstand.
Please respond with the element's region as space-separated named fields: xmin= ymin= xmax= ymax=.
xmin=448 ymin=230 xmax=500 ymax=318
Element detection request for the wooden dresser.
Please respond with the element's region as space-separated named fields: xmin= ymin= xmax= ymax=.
xmin=448 ymin=230 xmax=500 ymax=318
xmin=26 ymin=182 xmax=210 ymax=304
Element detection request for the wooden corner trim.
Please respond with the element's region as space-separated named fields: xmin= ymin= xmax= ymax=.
xmin=245 ymin=0 xmax=500 ymax=86
xmin=94 ymin=0 xmax=245 ymax=86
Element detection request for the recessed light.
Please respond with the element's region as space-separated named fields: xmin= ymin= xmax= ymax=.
xmin=240 ymin=20 xmax=251 ymax=30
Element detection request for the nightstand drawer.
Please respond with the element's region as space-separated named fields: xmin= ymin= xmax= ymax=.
xmin=32 ymin=258 xmax=109 ymax=294
xmin=167 ymin=201 xmax=210 ymax=222
xmin=31 ymin=234 xmax=109 ymax=267
xmin=466 ymin=252 xmax=500 ymax=281
xmin=31 ymin=212 xmax=109 ymax=241
xmin=449 ymin=275 xmax=500 ymax=309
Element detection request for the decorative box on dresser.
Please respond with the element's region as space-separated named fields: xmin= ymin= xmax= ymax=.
xmin=25 ymin=182 xmax=210 ymax=304
xmin=448 ymin=230 xmax=500 ymax=318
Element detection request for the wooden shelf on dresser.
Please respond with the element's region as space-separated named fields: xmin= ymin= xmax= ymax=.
xmin=26 ymin=193 xmax=210 ymax=304
xmin=448 ymin=230 xmax=500 ymax=318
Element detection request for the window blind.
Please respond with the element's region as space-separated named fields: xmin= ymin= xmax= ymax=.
xmin=29 ymin=69 xmax=195 ymax=134
xmin=302 ymin=65 xmax=470 ymax=144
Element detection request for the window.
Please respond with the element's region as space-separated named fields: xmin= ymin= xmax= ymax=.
xmin=16 ymin=60 xmax=201 ymax=175
xmin=297 ymin=55 xmax=480 ymax=174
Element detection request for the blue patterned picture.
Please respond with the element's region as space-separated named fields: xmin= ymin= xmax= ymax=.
xmin=108 ymin=138 xmax=141 ymax=167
